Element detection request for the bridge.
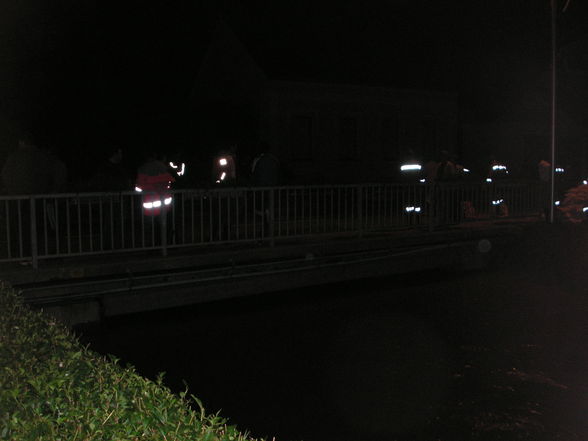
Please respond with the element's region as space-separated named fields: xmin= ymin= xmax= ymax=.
xmin=0 ymin=181 xmax=547 ymax=325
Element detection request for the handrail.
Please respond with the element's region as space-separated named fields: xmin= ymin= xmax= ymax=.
xmin=0 ymin=182 xmax=546 ymax=268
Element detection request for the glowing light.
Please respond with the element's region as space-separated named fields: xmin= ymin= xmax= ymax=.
xmin=219 ymin=158 xmax=228 ymax=166
xmin=555 ymin=167 xmax=565 ymax=173
xmin=135 ymin=186 xmax=143 ymax=192
xmin=555 ymin=200 xmax=560 ymax=206
xmin=220 ymin=172 xmax=226 ymax=181
xmin=492 ymin=199 xmax=504 ymax=205
xmin=583 ymin=180 xmax=587 ymax=185
xmin=170 ymin=162 xmax=186 ymax=176
xmin=463 ymin=168 xmax=470 ymax=173
xmin=400 ymin=164 xmax=422 ymax=171
xmin=419 ymin=179 xmax=426 ymax=183
xmin=583 ymin=207 xmax=588 ymax=212
xmin=164 ymin=197 xmax=172 ymax=205
xmin=486 ymin=178 xmax=493 ymax=183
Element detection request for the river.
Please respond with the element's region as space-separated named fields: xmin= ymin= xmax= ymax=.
xmin=75 ymin=224 xmax=588 ymax=441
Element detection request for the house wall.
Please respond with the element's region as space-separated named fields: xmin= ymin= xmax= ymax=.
xmin=261 ymin=81 xmax=458 ymax=184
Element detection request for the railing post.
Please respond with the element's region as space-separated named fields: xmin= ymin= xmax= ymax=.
xmin=30 ymin=197 xmax=38 ymax=269
xmin=428 ymin=184 xmax=435 ymax=233
xmin=356 ymin=184 xmax=363 ymax=238
xmin=268 ymin=188 xmax=275 ymax=247
xmin=160 ymin=205 xmax=167 ymax=257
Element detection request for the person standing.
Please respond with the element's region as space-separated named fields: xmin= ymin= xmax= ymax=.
xmin=88 ymin=146 xmax=132 ymax=192
xmin=1 ymin=133 xmax=54 ymax=195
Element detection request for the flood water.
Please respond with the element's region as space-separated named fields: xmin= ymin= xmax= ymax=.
xmin=75 ymin=224 xmax=588 ymax=441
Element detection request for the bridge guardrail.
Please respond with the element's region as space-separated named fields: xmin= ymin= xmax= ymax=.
xmin=0 ymin=182 xmax=546 ymax=268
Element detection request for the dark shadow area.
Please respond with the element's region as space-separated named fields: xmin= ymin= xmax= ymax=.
xmin=75 ymin=224 xmax=588 ymax=441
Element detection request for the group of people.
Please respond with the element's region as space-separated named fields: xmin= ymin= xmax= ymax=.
xmin=0 ymin=133 xmax=67 ymax=196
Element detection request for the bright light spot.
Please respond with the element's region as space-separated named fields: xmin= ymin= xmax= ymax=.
xmin=400 ymin=164 xmax=421 ymax=171
xmin=220 ymin=172 xmax=226 ymax=181
xmin=463 ymin=168 xmax=470 ymax=173
xmin=583 ymin=207 xmax=588 ymax=213
xmin=583 ymin=180 xmax=588 ymax=185
xmin=555 ymin=167 xmax=565 ymax=173
xmin=419 ymin=179 xmax=426 ymax=183
xmin=135 ymin=186 xmax=143 ymax=192
xmin=143 ymin=202 xmax=153 ymax=209
xmin=178 ymin=163 xmax=185 ymax=176
xmin=219 ymin=158 xmax=228 ymax=166
xmin=492 ymin=199 xmax=504 ymax=205
xmin=170 ymin=162 xmax=186 ymax=176
xmin=415 ymin=207 xmax=421 ymax=213
xmin=153 ymin=200 xmax=162 ymax=208
xmin=405 ymin=206 xmax=422 ymax=212
xmin=215 ymin=180 xmax=221 ymax=184
xmin=555 ymin=200 xmax=560 ymax=206
xmin=486 ymin=178 xmax=493 ymax=183
xmin=169 ymin=162 xmax=177 ymax=169
xmin=164 ymin=197 xmax=172 ymax=205
xmin=492 ymin=164 xmax=507 ymax=171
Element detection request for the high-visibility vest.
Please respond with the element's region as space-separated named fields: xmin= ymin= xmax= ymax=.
xmin=135 ymin=167 xmax=175 ymax=216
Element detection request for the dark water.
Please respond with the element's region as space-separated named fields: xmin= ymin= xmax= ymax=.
xmin=75 ymin=225 xmax=588 ymax=441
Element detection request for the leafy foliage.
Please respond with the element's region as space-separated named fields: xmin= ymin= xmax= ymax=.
xmin=0 ymin=284 xmax=264 ymax=441
xmin=559 ymin=184 xmax=588 ymax=223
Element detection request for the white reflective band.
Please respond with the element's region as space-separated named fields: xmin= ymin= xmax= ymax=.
xmin=486 ymin=178 xmax=493 ymax=183
xmin=583 ymin=207 xmax=588 ymax=212
xmin=169 ymin=162 xmax=177 ymax=169
xmin=415 ymin=207 xmax=421 ymax=212
xmin=463 ymin=168 xmax=470 ymax=173
xmin=419 ymin=179 xmax=426 ymax=183
xmin=492 ymin=199 xmax=504 ymax=205
xmin=555 ymin=167 xmax=565 ymax=173
xmin=405 ymin=206 xmax=415 ymax=212
xmin=492 ymin=165 xmax=507 ymax=171
xmin=219 ymin=158 xmax=228 ymax=166
xmin=583 ymin=180 xmax=587 ymax=185
xmin=400 ymin=164 xmax=421 ymax=171
xmin=153 ymin=200 xmax=162 ymax=208
xmin=220 ymin=172 xmax=226 ymax=181
xmin=143 ymin=202 xmax=153 ymax=209
xmin=555 ymin=200 xmax=560 ymax=206
xmin=135 ymin=186 xmax=143 ymax=192
xmin=164 ymin=197 xmax=172 ymax=205
xmin=178 ymin=163 xmax=185 ymax=176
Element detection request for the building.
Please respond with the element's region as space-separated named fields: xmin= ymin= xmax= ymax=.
xmin=191 ymin=20 xmax=459 ymax=184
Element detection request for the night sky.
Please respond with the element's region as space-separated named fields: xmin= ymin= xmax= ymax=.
xmin=1 ymin=0 xmax=587 ymax=173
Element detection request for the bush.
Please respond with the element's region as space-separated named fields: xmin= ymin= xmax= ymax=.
xmin=0 ymin=283 xmax=264 ymax=441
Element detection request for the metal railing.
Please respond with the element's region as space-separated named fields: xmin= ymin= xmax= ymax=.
xmin=0 ymin=182 xmax=546 ymax=268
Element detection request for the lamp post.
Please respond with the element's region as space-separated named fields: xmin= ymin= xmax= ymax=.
xmin=549 ymin=0 xmax=556 ymax=223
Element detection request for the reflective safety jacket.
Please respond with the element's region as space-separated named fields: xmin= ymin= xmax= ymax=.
xmin=212 ymin=154 xmax=236 ymax=185
xmin=135 ymin=160 xmax=175 ymax=216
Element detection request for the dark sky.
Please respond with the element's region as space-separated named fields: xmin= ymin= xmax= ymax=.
xmin=1 ymin=0 xmax=587 ymax=162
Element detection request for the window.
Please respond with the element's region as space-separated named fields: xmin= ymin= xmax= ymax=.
xmin=422 ymin=118 xmax=437 ymax=160
xmin=290 ymin=115 xmax=313 ymax=160
xmin=339 ymin=116 xmax=359 ymax=160
xmin=381 ymin=116 xmax=400 ymax=160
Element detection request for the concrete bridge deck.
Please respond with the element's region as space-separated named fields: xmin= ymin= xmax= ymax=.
xmin=1 ymin=216 xmax=542 ymax=325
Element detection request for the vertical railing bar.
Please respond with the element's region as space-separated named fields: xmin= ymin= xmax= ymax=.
xmin=130 ymin=195 xmax=136 ymax=249
xmin=120 ymin=195 xmax=125 ymax=249
xmin=89 ymin=199 xmax=94 ymax=253
xmin=54 ymin=198 xmax=60 ymax=254
xmin=235 ymin=191 xmax=240 ymax=241
xmin=42 ymin=199 xmax=48 ymax=255
xmin=77 ymin=196 xmax=82 ymax=253
xmin=66 ymin=198 xmax=71 ymax=253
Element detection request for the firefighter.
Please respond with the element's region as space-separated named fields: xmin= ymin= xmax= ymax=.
xmin=212 ymin=147 xmax=237 ymax=186
xmin=135 ymin=152 xmax=175 ymax=216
